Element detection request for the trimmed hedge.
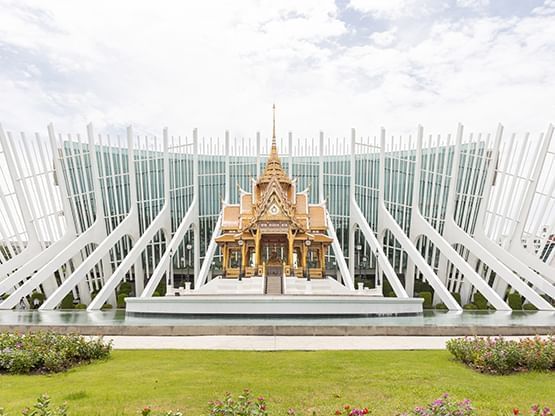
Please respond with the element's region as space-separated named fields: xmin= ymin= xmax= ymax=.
xmin=418 ymin=291 xmax=433 ymax=309
xmin=508 ymin=293 xmax=523 ymax=310
xmin=60 ymin=293 xmax=75 ymax=309
xmin=0 ymin=332 xmax=111 ymax=374
xmin=117 ymin=293 xmax=127 ymax=309
xmin=472 ymin=292 xmax=488 ymax=310
xmin=450 ymin=292 xmax=462 ymax=306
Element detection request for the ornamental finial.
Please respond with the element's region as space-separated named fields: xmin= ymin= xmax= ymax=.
xmin=272 ymin=104 xmax=276 ymax=146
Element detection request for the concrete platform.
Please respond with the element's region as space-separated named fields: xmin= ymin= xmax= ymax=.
xmin=125 ymin=294 xmax=424 ymax=316
xmin=1 ymin=324 xmax=553 ymax=336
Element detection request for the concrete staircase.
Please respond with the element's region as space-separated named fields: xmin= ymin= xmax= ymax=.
xmin=264 ymin=275 xmax=283 ymax=295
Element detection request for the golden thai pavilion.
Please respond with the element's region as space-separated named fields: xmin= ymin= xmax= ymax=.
xmin=215 ymin=107 xmax=332 ymax=280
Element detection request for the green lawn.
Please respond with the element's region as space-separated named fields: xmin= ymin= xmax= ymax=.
xmin=1 ymin=350 xmax=553 ymax=415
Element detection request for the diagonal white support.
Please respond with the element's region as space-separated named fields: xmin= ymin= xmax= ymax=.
xmin=195 ymin=213 xmax=223 ymax=289
xmin=0 ymin=226 xmax=98 ymax=309
xmin=326 ymin=211 xmax=354 ymax=291
xmin=141 ymin=202 xmax=197 ymax=297
xmin=38 ymin=216 xmax=135 ymax=310
xmin=351 ymin=201 xmax=408 ymax=297
xmin=87 ymin=207 xmax=170 ymax=310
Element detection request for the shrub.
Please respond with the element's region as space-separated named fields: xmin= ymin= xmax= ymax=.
xmin=472 ymin=292 xmax=488 ymax=310
xmin=117 ymin=294 xmax=127 ymax=309
xmin=101 ymin=303 xmax=113 ymax=310
xmin=208 ymin=389 xmax=268 ymax=416
xmin=446 ymin=336 xmax=555 ymax=374
xmin=1 ymin=394 xmax=68 ymax=416
xmin=118 ymin=282 xmax=133 ymax=295
xmin=0 ymin=332 xmax=111 ymax=374
xmin=462 ymin=303 xmax=477 ymax=310
xmin=435 ymin=303 xmax=448 ymax=310
xmin=518 ymin=337 xmax=555 ymax=371
xmin=60 ymin=294 xmax=75 ymax=310
xmin=29 ymin=291 xmax=45 ymax=309
xmin=73 ymin=304 xmax=86 ymax=310
xmin=419 ymin=291 xmax=433 ymax=309
xmin=523 ymin=303 xmax=538 ymax=311
xmin=386 ymin=291 xmax=396 ymax=298
xmin=450 ymin=292 xmax=461 ymax=306
xmin=400 ymin=393 xmax=475 ymax=416
xmin=508 ymin=293 xmax=523 ymax=310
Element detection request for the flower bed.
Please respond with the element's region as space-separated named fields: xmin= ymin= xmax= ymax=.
xmin=1 ymin=392 xmax=553 ymax=416
xmin=446 ymin=336 xmax=555 ymax=375
xmin=0 ymin=332 xmax=111 ymax=374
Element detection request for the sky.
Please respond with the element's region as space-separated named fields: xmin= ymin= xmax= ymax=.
xmin=0 ymin=0 xmax=554 ymax=139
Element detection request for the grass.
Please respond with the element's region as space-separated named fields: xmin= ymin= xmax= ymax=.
xmin=0 ymin=350 xmax=553 ymax=415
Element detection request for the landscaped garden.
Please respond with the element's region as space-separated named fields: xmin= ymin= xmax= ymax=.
xmin=1 ymin=335 xmax=554 ymax=415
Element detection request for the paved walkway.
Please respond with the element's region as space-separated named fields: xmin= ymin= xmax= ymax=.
xmin=104 ymin=335 xmax=534 ymax=350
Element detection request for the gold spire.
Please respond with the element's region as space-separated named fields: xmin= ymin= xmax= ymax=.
xmin=256 ymin=104 xmax=291 ymax=184
xmin=271 ymin=103 xmax=277 ymax=156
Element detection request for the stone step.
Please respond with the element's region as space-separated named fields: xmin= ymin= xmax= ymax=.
xmin=265 ymin=275 xmax=283 ymax=295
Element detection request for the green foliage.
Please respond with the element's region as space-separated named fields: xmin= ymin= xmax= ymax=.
xmin=155 ymin=280 xmax=167 ymax=296
xmin=0 ymin=332 xmax=111 ymax=374
xmin=117 ymin=282 xmax=133 ymax=296
xmin=472 ymin=292 xmax=488 ymax=310
xmin=20 ymin=394 xmax=68 ymax=416
xmin=446 ymin=336 xmax=555 ymax=375
xmin=508 ymin=293 xmax=523 ymax=310
xmin=462 ymin=303 xmax=477 ymax=310
xmin=60 ymin=294 xmax=74 ymax=310
xmin=523 ymin=303 xmax=538 ymax=311
xmin=435 ymin=303 xmax=448 ymax=310
xmin=73 ymin=304 xmax=86 ymax=310
xmin=117 ymin=294 xmax=127 ymax=309
xmin=418 ymin=291 xmax=433 ymax=309
xmin=29 ymin=291 xmax=45 ymax=309
xmin=100 ymin=303 xmax=112 ymax=310
xmin=208 ymin=389 xmax=268 ymax=416
xmin=385 ymin=291 xmax=396 ymax=298
xmin=450 ymin=292 xmax=461 ymax=306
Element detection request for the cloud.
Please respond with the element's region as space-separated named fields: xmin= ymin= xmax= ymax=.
xmin=0 ymin=0 xmax=553 ymax=140
xmin=456 ymin=0 xmax=490 ymax=11
xmin=348 ymin=0 xmax=444 ymax=20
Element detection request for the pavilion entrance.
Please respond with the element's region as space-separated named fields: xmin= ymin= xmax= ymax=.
xmin=261 ymin=235 xmax=288 ymax=277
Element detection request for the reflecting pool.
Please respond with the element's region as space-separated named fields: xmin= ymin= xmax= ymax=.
xmin=0 ymin=310 xmax=553 ymax=327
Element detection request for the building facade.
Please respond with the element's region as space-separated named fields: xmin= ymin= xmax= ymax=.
xmin=0 ymin=119 xmax=554 ymax=312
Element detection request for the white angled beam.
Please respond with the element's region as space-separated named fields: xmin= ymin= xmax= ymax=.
xmin=141 ymin=202 xmax=197 ymax=297
xmin=327 ymin=211 xmax=355 ymax=291
xmin=351 ymin=201 xmax=406 ymax=297
xmin=195 ymin=211 xmax=222 ymax=289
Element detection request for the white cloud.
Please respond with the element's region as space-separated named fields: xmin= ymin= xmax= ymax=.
xmin=456 ymin=0 xmax=490 ymax=11
xmin=0 ymin=0 xmax=553 ymax=141
xmin=348 ymin=0 xmax=443 ymax=20
xmin=370 ymin=27 xmax=398 ymax=47
xmin=532 ymin=0 xmax=555 ymax=15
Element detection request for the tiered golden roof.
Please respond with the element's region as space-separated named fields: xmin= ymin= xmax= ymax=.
xmin=215 ymin=105 xmax=331 ymax=279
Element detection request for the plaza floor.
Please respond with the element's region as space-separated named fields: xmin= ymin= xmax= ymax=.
xmin=104 ymin=335 xmax=541 ymax=350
